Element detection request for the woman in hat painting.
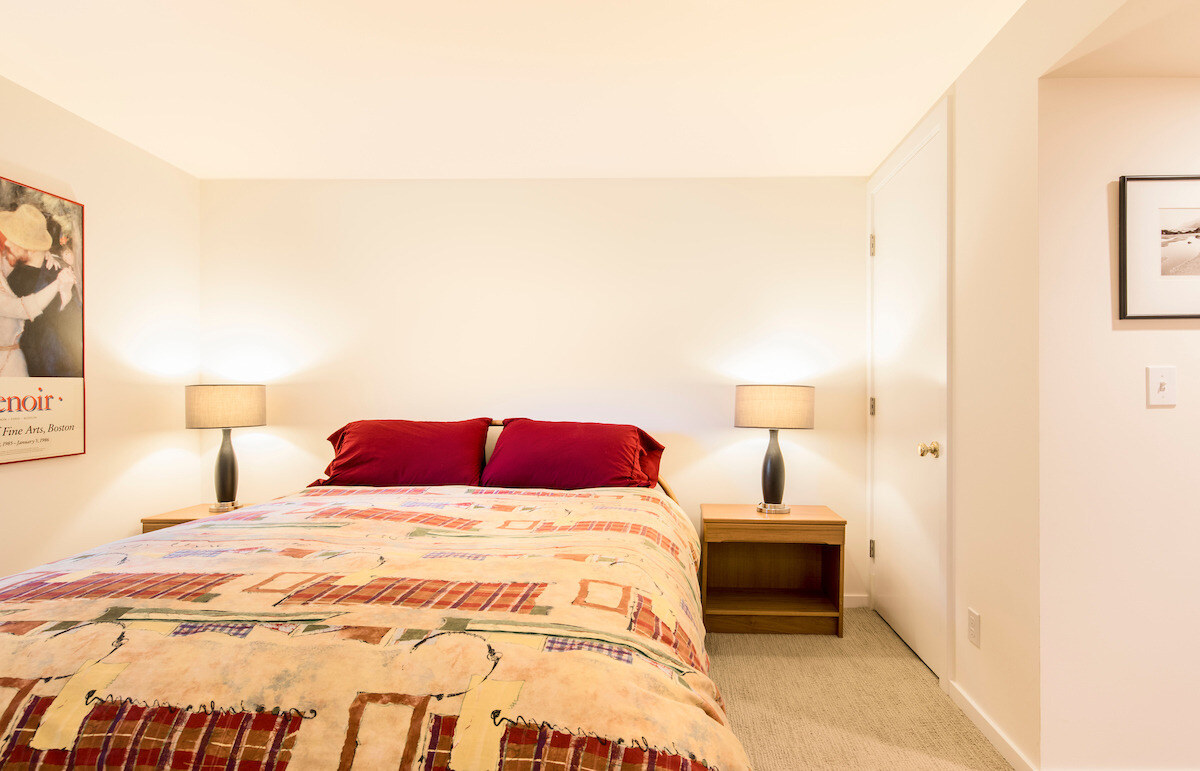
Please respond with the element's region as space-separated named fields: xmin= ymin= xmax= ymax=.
xmin=0 ymin=204 xmax=77 ymax=377
xmin=5 ymin=212 xmax=83 ymax=377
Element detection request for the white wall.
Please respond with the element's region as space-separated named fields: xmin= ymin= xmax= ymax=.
xmin=0 ymin=73 xmax=872 ymax=598
xmin=1039 ymin=77 xmax=1200 ymax=770
xmin=908 ymin=0 xmax=1126 ymax=766
xmin=198 ymin=178 xmax=872 ymax=599
xmin=0 ymin=75 xmax=203 ymax=573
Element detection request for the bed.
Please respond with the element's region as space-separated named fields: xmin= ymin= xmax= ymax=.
xmin=0 ymin=483 xmax=751 ymax=769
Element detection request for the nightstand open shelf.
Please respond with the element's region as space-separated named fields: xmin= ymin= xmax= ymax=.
xmin=704 ymin=588 xmax=839 ymax=617
xmin=701 ymin=504 xmax=846 ymax=635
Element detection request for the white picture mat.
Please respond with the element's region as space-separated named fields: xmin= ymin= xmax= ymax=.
xmin=1125 ymin=177 xmax=1200 ymax=317
xmin=0 ymin=377 xmax=84 ymax=462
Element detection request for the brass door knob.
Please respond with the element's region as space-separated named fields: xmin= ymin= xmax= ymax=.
xmin=919 ymin=441 xmax=941 ymax=458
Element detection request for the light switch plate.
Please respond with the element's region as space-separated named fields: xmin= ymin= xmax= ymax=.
xmin=1147 ymin=366 xmax=1177 ymax=407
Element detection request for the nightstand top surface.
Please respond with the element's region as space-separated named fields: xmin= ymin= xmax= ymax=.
xmin=141 ymin=504 xmax=222 ymax=524
xmin=700 ymin=503 xmax=845 ymax=525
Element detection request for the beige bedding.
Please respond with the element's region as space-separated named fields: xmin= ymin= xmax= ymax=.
xmin=0 ymin=485 xmax=750 ymax=769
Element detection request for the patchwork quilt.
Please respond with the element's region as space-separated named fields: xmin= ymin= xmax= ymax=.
xmin=0 ymin=486 xmax=751 ymax=769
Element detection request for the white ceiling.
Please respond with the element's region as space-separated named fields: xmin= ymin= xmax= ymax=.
xmin=0 ymin=1 xmax=1026 ymax=179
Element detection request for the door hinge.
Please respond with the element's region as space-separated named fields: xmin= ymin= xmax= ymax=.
xmin=869 ymin=397 xmax=876 ymax=416
xmin=869 ymin=539 xmax=875 ymax=559
xmin=869 ymin=233 xmax=876 ymax=256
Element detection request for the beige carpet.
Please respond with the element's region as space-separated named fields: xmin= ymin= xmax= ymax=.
xmin=706 ymin=609 xmax=1012 ymax=770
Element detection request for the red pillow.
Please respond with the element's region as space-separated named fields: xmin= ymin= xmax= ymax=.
xmin=481 ymin=419 xmax=664 ymax=490
xmin=311 ymin=418 xmax=492 ymax=487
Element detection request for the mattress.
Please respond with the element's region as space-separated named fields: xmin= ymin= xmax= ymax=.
xmin=0 ymin=485 xmax=750 ymax=769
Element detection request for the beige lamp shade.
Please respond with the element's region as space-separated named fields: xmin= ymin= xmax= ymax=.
xmin=185 ymin=384 xmax=266 ymax=429
xmin=734 ymin=384 xmax=815 ymax=429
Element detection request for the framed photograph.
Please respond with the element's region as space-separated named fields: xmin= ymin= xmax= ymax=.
xmin=0 ymin=176 xmax=84 ymax=464
xmin=1120 ymin=175 xmax=1200 ymax=319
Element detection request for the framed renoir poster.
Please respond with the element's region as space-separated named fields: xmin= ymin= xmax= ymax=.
xmin=0 ymin=176 xmax=84 ymax=464
xmin=1120 ymin=175 xmax=1200 ymax=319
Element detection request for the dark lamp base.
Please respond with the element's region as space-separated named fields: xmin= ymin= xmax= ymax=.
xmin=212 ymin=427 xmax=241 ymax=515
xmin=759 ymin=428 xmax=788 ymax=515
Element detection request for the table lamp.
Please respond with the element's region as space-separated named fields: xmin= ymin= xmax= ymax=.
xmin=735 ymin=384 xmax=815 ymax=514
xmin=185 ymin=384 xmax=266 ymax=512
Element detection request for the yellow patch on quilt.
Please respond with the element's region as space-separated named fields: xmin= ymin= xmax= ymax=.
xmin=124 ymin=621 xmax=176 ymax=634
xmin=651 ymin=594 xmax=678 ymax=631
xmin=582 ymin=580 xmax=627 ymax=609
xmin=352 ymin=700 xmax=414 ymax=769
xmin=44 ymin=571 xmax=94 ymax=584
xmin=550 ymin=510 xmax=585 ymax=525
xmin=448 ymin=676 xmax=523 ymax=771
xmin=487 ymin=632 xmax=545 ymax=651
xmin=30 ymin=659 xmax=127 ymax=750
xmin=332 ymin=567 xmax=395 ymax=586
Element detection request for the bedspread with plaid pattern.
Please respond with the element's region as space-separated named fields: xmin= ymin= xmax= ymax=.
xmin=0 ymin=486 xmax=750 ymax=769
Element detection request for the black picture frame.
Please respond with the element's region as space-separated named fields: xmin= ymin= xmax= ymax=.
xmin=1120 ymin=174 xmax=1200 ymax=319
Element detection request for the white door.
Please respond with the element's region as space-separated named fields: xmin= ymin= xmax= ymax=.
xmin=869 ymin=100 xmax=949 ymax=677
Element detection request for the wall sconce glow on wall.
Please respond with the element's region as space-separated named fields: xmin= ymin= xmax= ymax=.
xmin=185 ymin=384 xmax=266 ymax=512
xmin=734 ymin=384 xmax=815 ymax=514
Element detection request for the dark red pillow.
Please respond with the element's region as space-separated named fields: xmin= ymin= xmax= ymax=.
xmin=481 ymin=419 xmax=664 ymax=490
xmin=311 ymin=418 xmax=492 ymax=487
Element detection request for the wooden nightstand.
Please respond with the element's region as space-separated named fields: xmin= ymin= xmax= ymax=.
xmin=141 ymin=504 xmax=227 ymax=533
xmin=701 ymin=503 xmax=846 ymax=636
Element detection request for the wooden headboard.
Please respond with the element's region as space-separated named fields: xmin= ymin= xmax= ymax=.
xmin=486 ymin=419 xmax=677 ymax=503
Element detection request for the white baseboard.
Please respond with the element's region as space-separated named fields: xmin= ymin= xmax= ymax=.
xmin=943 ymin=679 xmax=1036 ymax=771
xmin=843 ymin=593 xmax=870 ymax=608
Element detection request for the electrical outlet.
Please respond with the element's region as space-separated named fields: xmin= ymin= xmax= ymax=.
xmin=967 ymin=608 xmax=981 ymax=648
